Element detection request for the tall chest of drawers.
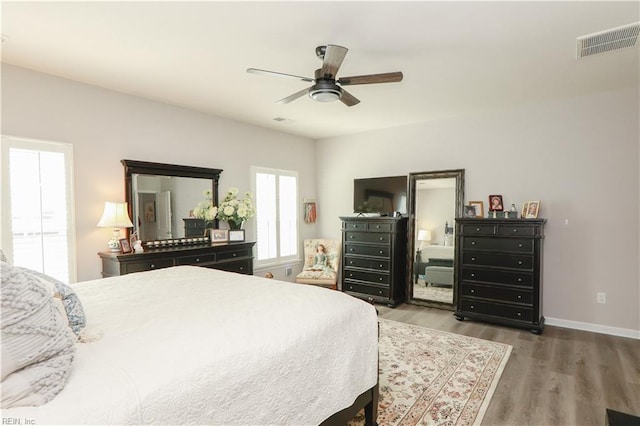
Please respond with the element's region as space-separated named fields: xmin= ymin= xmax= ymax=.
xmin=454 ymin=218 xmax=546 ymax=333
xmin=340 ymin=216 xmax=407 ymax=307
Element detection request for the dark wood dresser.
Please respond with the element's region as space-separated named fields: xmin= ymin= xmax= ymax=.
xmin=99 ymin=242 xmax=255 ymax=277
xmin=340 ymin=216 xmax=407 ymax=307
xmin=454 ymin=218 xmax=546 ymax=333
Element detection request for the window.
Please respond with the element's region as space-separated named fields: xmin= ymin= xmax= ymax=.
xmin=252 ymin=167 xmax=298 ymax=266
xmin=1 ymin=136 xmax=77 ymax=283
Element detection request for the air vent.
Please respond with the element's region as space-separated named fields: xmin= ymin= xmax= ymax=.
xmin=273 ymin=117 xmax=296 ymax=124
xmin=577 ymin=22 xmax=640 ymax=58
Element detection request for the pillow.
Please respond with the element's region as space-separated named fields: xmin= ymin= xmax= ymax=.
xmin=1 ymin=262 xmax=76 ymax=408
xmin=15 ymin=267 xmax=86 ymax=336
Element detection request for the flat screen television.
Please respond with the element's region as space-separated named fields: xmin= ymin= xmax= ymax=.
xmin=353 ymin=175 xmax=408 ymax=216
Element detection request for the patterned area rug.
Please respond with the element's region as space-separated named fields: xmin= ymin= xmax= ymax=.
xmin=350 ymin=319 xmax=512 ymax=426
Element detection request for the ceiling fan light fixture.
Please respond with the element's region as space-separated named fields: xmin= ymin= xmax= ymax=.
xmin=309 ymin=88 xmax=342 ymax=102
xmin=309 ymin=80 xmax=342 ymax=102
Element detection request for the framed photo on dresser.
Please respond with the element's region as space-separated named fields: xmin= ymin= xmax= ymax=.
xmin=210 ymin=229 xmax=229 ymax=243
xmin=525 ymin=201 xmax=540 ymax=218
xmin=229 ymin=230 xmax=245 ymax=242
xmin=469 ymin=201 xmax=484 ymax=218
xmin=119 ymin=238 xmax=132 ymax=254
xmin=488 ymin=195 xmax=503 ymax=211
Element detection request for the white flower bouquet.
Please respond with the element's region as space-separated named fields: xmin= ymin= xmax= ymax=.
xmin=216 ymin=187 xmax=255 ymax=229
xmin=192 ymin=190 xmax=218 ymax=225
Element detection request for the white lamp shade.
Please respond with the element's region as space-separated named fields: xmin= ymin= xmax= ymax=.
xmin=417 ymin=229 xmax=432 ymax=242
xmin=97 ymin=202 xmax=134 ymax=228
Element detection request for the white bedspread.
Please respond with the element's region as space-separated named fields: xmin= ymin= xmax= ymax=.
xmin=3 ymin=266 xmax=378 ymax=425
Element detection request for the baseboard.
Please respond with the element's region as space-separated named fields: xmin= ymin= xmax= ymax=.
xmin=545 ymin=317 xmax=640 ymax=340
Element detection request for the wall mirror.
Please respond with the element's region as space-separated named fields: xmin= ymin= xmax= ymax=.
xmin=122 ymin=160 xmax=222 ymax=242
xmin=406 ymin=169 xmax=464 ymax=309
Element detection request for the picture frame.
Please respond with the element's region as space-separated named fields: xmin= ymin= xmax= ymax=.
xmin=119 ymin=238 xmax=132 ymax=253
xmin=210 ymin=229 xmax=229 ymax=243
xmin=144 ymin=200 xmax=156 ymax=223
xmin=525 ymin=200 xmax=540 ymax=218
xmin=521 ymin=202 xmax=529 ymax=218
xmin=469 ymin=200 xmax=485 ymax=218
xmin=228 ymin=229 xmax=245 ymax=242
xmin=463 ymin=205 xmax=477 ymax=218
xmin=488 ymin=195 xmax=504 ymax=211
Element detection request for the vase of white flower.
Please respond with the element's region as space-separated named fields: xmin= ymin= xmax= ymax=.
xmin=192 ymin=190 xmax=218 ymax=234
xmin=216 ymin=187 xmax=255 ymax=230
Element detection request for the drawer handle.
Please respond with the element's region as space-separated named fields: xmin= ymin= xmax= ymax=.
xmin=350 ymin=235 xmax=355 ymax=239
xmin=376 ymin=225 xmax=381 ymax=229
xmin=195 ymin=258 xmax=200 ymax=262
xmin=470 ymin=273 xmax=475 ymax=277
xmin=518 ymin=244 xmax=523 ymax=248
xmin=379 ymin=277 xmax=383 ymax=281
xmin=239 ymin=266 xmax=244 ymax=270
xmin=350 ymin=248 xmax=354 ymax=252
xmin=518 ymin=261 xmax=523 ymax=265
xmin=517 ymin=312 xmax=522 ymax=317
xmin=471 ymin=257 xmax=476 ymax=261
xmin=379 ymin=290 xmax=383 ymax=294
xmin=470 ymin=289 xmax=475 ymax=293
xmin=379 ymin=250 xmax=383 ymax=254
xmin=349 ymin=273 xmax=353 ymax=277
xmin=517 ymin=295 xmax=522 ymax=299
xmin=348 ymin=286 xmax=353 ymax=290
xmin=379 ymin=264 xmax=383 ymax=268
xmin=379 ymin=237 xmax=384 ymax=241
xmin=471 ymin=241 xmax=476 ymax=245
xmin=150 ymin=264 xmax=156 ymax=268
xmin=470 ymin=305 xmax=475 ymax=309
xmin=350 ymin=261 xmax=354 ymax=265
xmin=233 ymin=253 xmax=237 ymax=257
xmin=517 ymin=278 xmax=522 ymax=282
xmin=513 ymin=229 xmax=518 ymax=232
xmin=476 ymin=228 xmax=480 ymax=231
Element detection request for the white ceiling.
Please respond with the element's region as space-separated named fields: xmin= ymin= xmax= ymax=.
xmin=1 ymin=1 xmax=638 ymax=140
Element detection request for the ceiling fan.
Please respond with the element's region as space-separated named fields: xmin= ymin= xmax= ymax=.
xmin=247 ymin=44 xmax=403 ymax=107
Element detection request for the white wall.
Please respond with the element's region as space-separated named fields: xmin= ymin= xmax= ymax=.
xmin=3 ymin=64 xmax=638 ymax=333
xmin=316 ymin=87 xmax=639 ymax=332
xmin=1 ymin=64 xmax=318 ymax=281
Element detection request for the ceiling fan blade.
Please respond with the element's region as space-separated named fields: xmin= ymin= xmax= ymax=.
xmin=338 ymin=72 xmax=403 ymax=86
xmin=247 ymin=68 xmax=314 ymax=83
xmin=320 ymin=45 xmax=348 ymax=78
xmin=276 ymin=87 xmax=311 ymax=104
xmin=339 ymin=88 xmax=360 ymax=107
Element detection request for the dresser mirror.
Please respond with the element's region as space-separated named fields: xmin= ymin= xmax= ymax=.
xmin=407 ymin=169 xmax=464 ymax=309
xmin=122 ymin=160 xmax=222 ymax=243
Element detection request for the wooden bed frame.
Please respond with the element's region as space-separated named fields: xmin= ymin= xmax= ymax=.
xmin=320 ymin=384 xmax=379 ymax=426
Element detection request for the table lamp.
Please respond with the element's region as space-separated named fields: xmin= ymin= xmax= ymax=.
xmin=97 ymin=201 xmax=134 ymax=252
xmin=417 ymin=229 xmax=432 ymax=251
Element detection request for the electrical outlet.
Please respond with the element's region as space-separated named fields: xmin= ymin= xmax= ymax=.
xmin=597 ymin=292 xmax=606 ymax=304
xmin=285 ymin=266 xmax=292 ymax=276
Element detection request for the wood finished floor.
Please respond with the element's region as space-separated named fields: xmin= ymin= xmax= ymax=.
xmin=377 ymin=303 xmax=640 ymax=426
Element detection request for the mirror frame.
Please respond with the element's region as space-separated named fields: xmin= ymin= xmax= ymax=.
xmin=122 ymin=159 xmax=223 ymax=243
xmin=406 ymin=169 xmax=465 ymax=309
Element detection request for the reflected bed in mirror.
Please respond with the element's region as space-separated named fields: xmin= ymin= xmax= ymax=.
xmin=122 ymin=160 xmax=223 ymax=243
xmin=407 ymin=169 xmax=464 ymax=309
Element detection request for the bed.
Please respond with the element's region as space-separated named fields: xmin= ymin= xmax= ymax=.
xmin=2 ymin=265 xmax=379 ymax=425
